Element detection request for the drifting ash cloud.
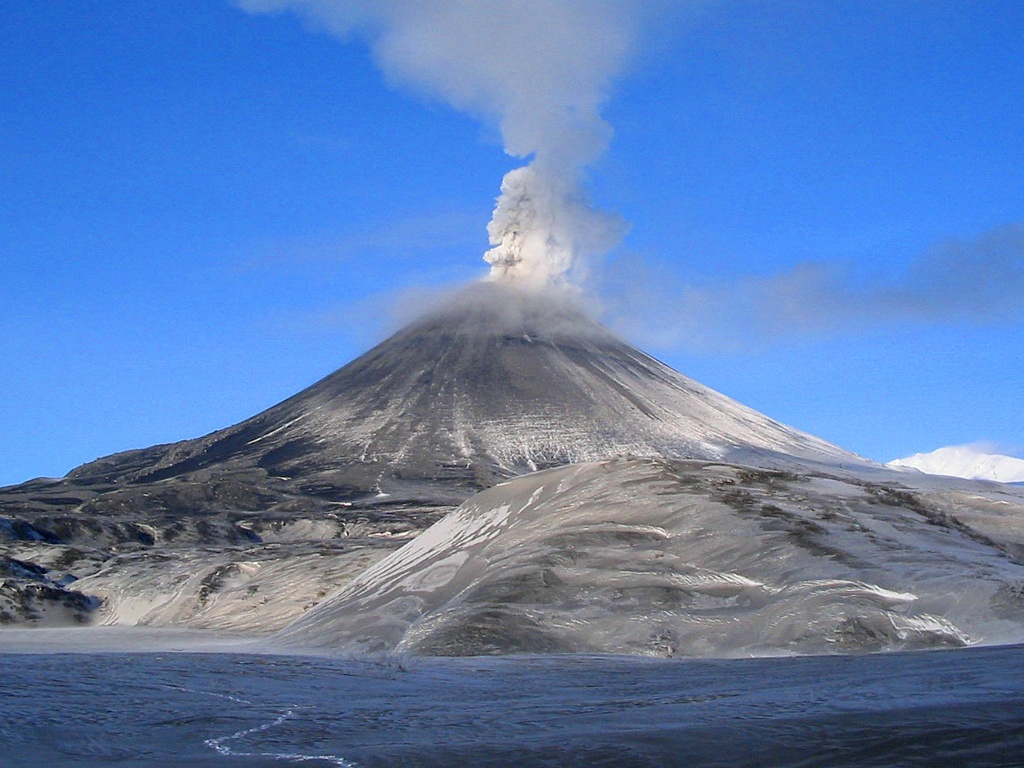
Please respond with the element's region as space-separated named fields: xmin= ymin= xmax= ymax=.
xmin=238 ymin=0 xmax=645 ymax=288
xmin=604 ymin=223 xmax=1024 ymax=352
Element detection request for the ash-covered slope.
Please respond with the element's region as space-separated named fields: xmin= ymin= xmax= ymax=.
xmin=65 ymin=284 xmax=862 ymax=501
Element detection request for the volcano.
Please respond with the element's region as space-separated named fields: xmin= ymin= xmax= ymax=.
xmin=5 ymin=283 xmax=1023 ymax=649
xmin=62 ymin=283 xmax=862 ymax=501
xmin=1 ymin=282 xmax=862 ymax=630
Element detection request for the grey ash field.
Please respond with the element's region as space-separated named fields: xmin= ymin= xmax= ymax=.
xmin=3 ymin=283 xmax=1024 ymax=657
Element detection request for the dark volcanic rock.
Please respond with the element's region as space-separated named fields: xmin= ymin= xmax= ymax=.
xmin=0 ymin=554 xmax=101 ymax=626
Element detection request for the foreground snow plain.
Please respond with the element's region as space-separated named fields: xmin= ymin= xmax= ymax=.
xmin=3 ymin=645 xmax=1024 ymax=767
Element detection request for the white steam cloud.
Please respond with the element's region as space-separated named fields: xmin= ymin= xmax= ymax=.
xmin=483 ymin=165 xmax=623 ymax=286
xmin=237 ymin=0 xmax=642 ymax=288
xmin=603 ymin=223 xmax=1024 ymax=351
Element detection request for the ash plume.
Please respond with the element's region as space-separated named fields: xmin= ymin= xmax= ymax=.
xmin=237 ymin=0 xmax=643 ymax=288
xmin=483 ymin=164 xmax=623 ymax=288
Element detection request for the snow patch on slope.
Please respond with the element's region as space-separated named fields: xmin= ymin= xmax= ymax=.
xmin=890 ymin=445 xmax=1024 ymax=484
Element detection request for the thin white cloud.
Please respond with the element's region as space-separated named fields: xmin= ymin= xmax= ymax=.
xmin=602 ymin=223 xmax=1024 ymax=351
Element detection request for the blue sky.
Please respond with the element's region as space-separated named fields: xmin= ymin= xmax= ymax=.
xmin=2 ymin=1 xmax=1022 ymax=486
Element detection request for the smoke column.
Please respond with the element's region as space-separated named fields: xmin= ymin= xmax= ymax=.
xmin=236 ymin=0 xmax=641 ymax=288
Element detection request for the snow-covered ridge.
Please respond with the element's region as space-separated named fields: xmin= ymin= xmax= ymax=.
xmin=278 ymin=457 xmax=1024 ymax=657
xmin=889 ymin=445 xmax=1024 ymax=484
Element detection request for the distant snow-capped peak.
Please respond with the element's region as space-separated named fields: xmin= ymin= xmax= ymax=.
xmin=888 ymin=444 xmax=1024 ymax=484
